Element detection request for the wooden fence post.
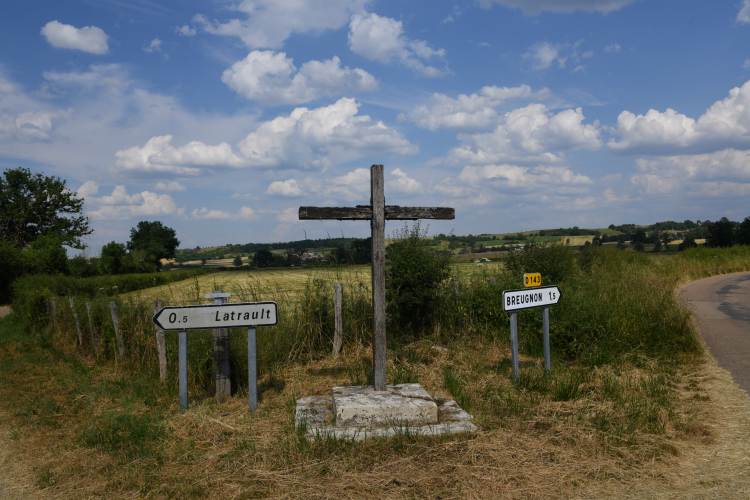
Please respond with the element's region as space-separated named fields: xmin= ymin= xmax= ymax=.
xmin=70 ymin=298 xmax=83 ymax=346
xmin=86 ymin=303 xmax=100 ymax=356
xmin=452 ymin=276 xmax=460 ymax=302
xmin=109 ymin=301 xmax=125 ymax=359
xmin=207 ymin=291 xmax=231 ymax=403
xmin=154 ymin=299 xmax=167 ymax=381
xmin=333 ymin=282 xmax=343 ymax=357
xmin=49 ymin=298 xmax=58 ymax=333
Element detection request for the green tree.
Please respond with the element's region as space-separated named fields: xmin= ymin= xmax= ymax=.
xmin=736 ymin=216 xmax=750 ymax=246
xmin=386 ymin=222 xmax=452 ymax=331
xmin=0 ymin=167 xmax=92 ymax=249
xmin=506 ymin=240 xmax=578 ymax=284
xmin=23 ymin=235 xmax=68 ymax=275
xmin=99 ymin=241 xmax=127 ymax=275
xmin=233 ymin=255 xmax=243 ymax=266
xmin=678 ymin=234 xmax=698 ymax=251
xmin=68 ymin=254 xmax=97 ymax=277
xmin=252 ymin=249 xmax=274 ymax=268
xmin=127 ymin=221 xmax=180 ymax=270
xmin=0 ymin=239 xmax=24 ymax=303
xmin=706 ymin=217 xmax=736 ymax=248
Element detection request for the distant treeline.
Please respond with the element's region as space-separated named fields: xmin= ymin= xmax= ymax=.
xmin=176 ymin=237 xmax=359 ymax=262
xmin=609 ymin=220 xmax=701 ymax=233
xmin=538 ymin=227 xmax=601 ymax=237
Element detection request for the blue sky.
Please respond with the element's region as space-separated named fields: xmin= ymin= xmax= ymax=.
xmin=2 ymin=0 xmax=750 ymax=254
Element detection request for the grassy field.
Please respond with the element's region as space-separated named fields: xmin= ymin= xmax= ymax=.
xmin=126 ymin=266 xmax=373 ymax=305
xmin=127 ymin=261 xmax=511 ymax=305
xmin=2 ymin=245 xmax=750 ymax=497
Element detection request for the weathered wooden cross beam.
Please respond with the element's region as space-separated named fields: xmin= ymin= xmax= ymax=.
xmin=299 ymin=164 xmax=455 ymax=391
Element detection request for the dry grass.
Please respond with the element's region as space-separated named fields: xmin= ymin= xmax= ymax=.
xmin=1 ymin=325 xmax=749 ymax=499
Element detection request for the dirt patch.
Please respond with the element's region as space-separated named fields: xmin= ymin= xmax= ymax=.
xmin=0 ymin=307 xmax=11 ymax=318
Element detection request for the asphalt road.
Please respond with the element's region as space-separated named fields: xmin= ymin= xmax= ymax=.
xmin=679 ymin=272 xmax=750 ymax=395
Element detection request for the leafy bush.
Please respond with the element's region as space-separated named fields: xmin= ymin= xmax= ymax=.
xmin=0 ymin=239 xmax=24 ymax=304
xmin=505 ymin=240 xmax=578 ymax=285
xmin=386 ymin=222 xmax=452 ymax=332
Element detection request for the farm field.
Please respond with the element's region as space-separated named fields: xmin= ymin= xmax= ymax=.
xmin=127 ymin=259 xmax=506 ymax=305
xmin=124 ymin=265 xmax=374 ymax=304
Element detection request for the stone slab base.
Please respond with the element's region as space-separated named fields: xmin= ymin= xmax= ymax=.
xmin=333 ymin=383 xmax=438 ymax=426
xmin=295 ymin=383 xmax=476 ymax=441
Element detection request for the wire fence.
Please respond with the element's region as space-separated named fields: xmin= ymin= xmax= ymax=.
xmin=42 ymin=278 xmax=376 ymax=398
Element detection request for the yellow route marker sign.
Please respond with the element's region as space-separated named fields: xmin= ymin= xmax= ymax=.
xmin=523 ymin=273 xmax=541 ymax=287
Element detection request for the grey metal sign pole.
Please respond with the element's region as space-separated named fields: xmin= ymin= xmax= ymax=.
xmin=248 ymin=327 xmax=257 ymax=412
xmin=179 ymin=330 xmax=188 ymax=413
xmin=510 ymin=312 xmax=519 ymax=383
xmin=502 ymin=285 xmax=561 ymax=383
xmin=543 ymin=307 xmax=550 ymax=372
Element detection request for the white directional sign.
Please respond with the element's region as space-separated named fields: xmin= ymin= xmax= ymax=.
xmin=153 ymin=302 xmax=278 ymax=331
xmin=502 ymin=286 xmax=561 ymax=312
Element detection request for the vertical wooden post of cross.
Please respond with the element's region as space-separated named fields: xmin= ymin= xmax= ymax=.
xmin=370 ymin=166 xmax=387 ymax=390
xmin=299 ymin=164 xmax=455 ymax=392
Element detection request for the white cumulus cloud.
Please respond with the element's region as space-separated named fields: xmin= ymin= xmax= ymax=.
xmin=41 ymin=21 xmax=109 ymax=54
xmin=222 ymin=51 xmax=377 ymax=105
xmin=144 ymin=38 xmax=163 ymax=54
xmin=85 ymin=186 xmax=178 ymax=220
xmin=435 ymin=163 xmax=593 ymax=207
xmin=478 ymin=0 xmax=638 ymax=15
xmin=176 ymin=25 xmax=196 ymax=36
xmin=0 ymin=108 xmax=70 ymax=142
xmin=194 ymin=0 xmax=368 ymax=49
xmin=236 ymin=97 xmax=418 ymax=169
xmin=191 ymin=207 xmax=233 ymax=219
xmin=348 ymin=13 xmax=447 ymax=77
xmin=523 ymin=40 xmax=588 ymax=71
xmin=738 ymin=0 xmax=750 ymax=24
xmin=76 ymin=181 xmax=100 ymax=199
xmin=154 ymin=181 xmax=187 ymax=192
xmin=447 ymin=103 xmax=602 ymax=165
xmin=388 ymin=168 xmax=423 ymax=193
xmin=402 ymin=85 xmax=550 ymax=131
xmin=266 ymin=179 xmax=303 ymax=196
xmin=609 ymin=80 xmax=750 ymax=154
xmin=631 ymin=148 xmax=750 ymax=197
xmin=115 ymin=135 xmax=245 ymax=175
xmin=115 ymin=98 xmax=417 ymax=174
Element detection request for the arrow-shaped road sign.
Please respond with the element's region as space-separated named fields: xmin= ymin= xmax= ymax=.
xmin=153 ymin=302 xmax=278 ymax=331
xmin=502 ymin=286 xmax=561 ymax=312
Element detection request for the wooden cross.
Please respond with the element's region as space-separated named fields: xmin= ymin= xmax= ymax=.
xmin=299 ymin=164 xmax=455 ymax=391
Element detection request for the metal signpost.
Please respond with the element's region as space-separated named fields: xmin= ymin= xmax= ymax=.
xmin=153 ymin=299 xmax=278 ymax=414
xmin=502 ymin=282 xmax=561 ymax=382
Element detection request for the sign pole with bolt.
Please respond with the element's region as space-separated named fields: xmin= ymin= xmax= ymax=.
xmin=503 ymin=281 xmax=561 ymax=382
xmin=248 ymin=327 xmax=257 ymax=412
xmin=179 ymin=330 xmax=188 ymax=413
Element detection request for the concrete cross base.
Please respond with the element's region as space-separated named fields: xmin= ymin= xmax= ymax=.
xmin=295 ymin=383 xmax=477 ymax=441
